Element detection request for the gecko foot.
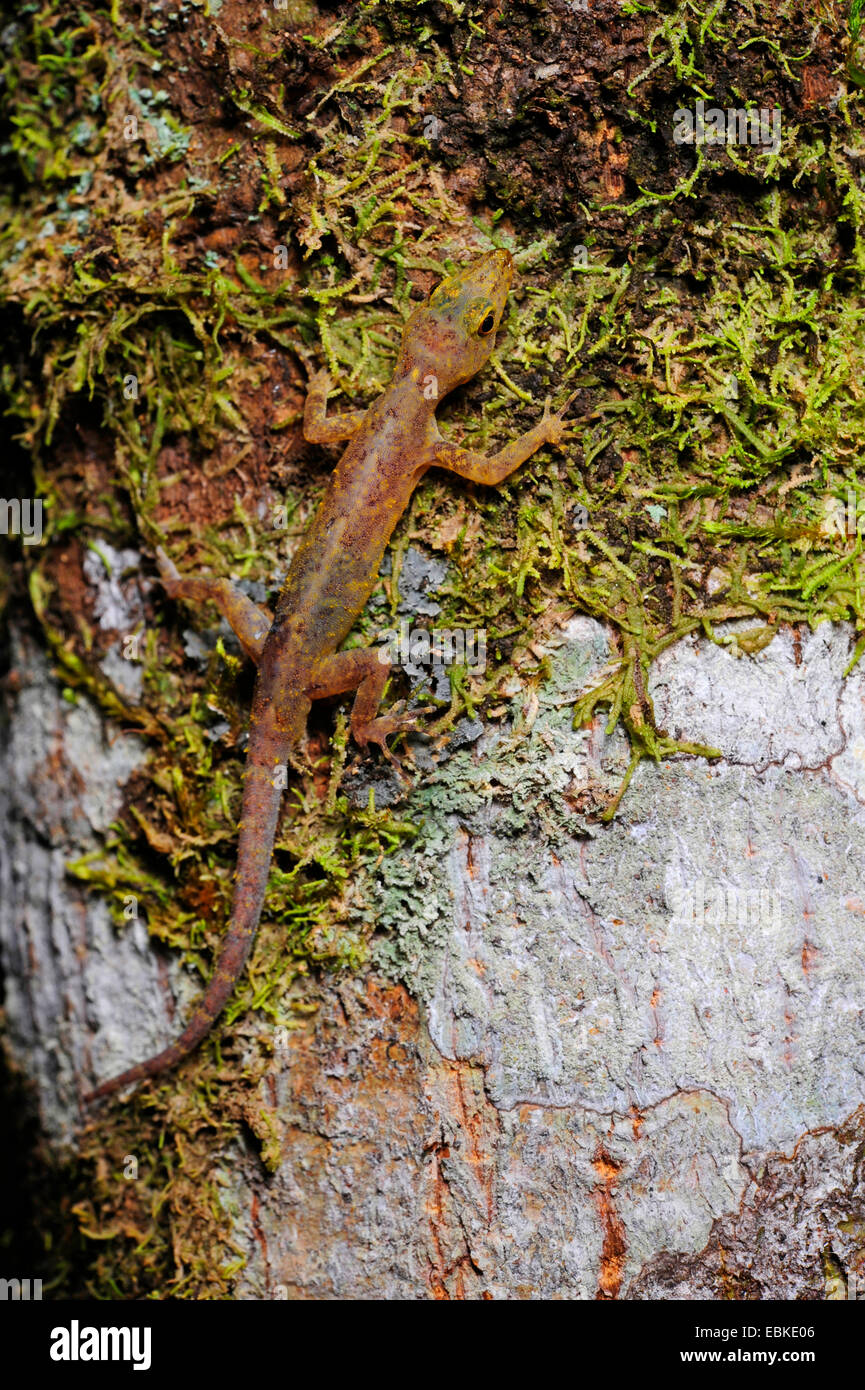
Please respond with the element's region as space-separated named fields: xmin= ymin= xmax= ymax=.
xmin=353 ymin=702 xmax=433 ymax=771
xmin=308 ymin=367 xmax=333 ymax=393
xmin=540 ymin=391 xmax=580 ymax=447
xmin=155 ymin=545 xmax=182 ymax=597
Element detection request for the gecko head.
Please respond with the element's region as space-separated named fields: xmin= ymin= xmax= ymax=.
xmin=397 ymin=248 xmax=514 ymax=397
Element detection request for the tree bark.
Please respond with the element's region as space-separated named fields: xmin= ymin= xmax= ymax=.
xmin=2 ymin=0 xmax=864 ymax=1300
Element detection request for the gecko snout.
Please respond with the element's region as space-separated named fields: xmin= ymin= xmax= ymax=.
xmin=471 ymin=247 xmax=514 ymax=295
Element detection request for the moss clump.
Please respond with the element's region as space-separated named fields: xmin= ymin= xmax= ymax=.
xmin=1 ymin=0 xmax=864 ymax=1295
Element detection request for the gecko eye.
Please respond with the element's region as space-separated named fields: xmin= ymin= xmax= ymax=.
xmin=478 ymin=311 xmax=496 ymax=335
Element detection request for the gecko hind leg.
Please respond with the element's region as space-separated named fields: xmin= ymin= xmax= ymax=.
xmin=156 ymin=547 xmax=273 ymax=663
xmin=306 ymin=647 xmax=430 ymax=768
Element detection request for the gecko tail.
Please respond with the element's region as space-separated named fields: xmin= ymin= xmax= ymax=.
xmin=83 ymin=1004 xmax=233 ymax=1104
xmin=84 ymin=758 xmax=285 ymax=1106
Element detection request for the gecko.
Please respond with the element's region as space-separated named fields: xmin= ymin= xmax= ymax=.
xmin=84 ymin=248 xmax=575 ymax=1103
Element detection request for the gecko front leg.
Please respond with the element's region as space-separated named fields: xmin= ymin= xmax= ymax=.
xmin=431 ymin=394 xmax=577 ymax=485
xmin=303 ymin=370 xmax=368 ymax=445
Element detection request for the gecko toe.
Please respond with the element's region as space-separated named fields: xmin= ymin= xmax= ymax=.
xmin=155 ymin=546 xmax=181 ymax=594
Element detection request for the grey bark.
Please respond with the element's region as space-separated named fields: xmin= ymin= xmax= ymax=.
xmin=3 ymin=556 xmax=864 ymax=1296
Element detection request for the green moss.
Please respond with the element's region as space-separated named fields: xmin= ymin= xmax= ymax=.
xmin=2 ymin=0 xmax=864 ymax=1297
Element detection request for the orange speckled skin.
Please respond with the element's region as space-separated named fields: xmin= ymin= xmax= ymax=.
xmin=85 ymin=250 xmax=575 ymax=1103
